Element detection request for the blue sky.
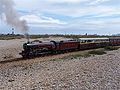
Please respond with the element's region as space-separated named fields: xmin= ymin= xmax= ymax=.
xmin=0 ymin=0 xmax=120 ymax=35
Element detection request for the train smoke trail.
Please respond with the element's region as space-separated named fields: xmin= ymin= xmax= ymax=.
xmin=0 ymin=0 xmax=29 ymax=41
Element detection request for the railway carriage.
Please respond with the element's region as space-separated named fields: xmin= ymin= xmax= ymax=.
xmin=78 ymin=38 xmax=109 ymax=50
xmin=58 ymin=40 xmax=79 ymax=51
xmin=109 ymin=37 xmax=120 ymax=46
xmin=51 ymin=40 xmax=80 ymax=53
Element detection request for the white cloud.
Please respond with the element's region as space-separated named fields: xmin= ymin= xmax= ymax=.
xmin=43 ymin=5 xmax=118 ymax=18
xmin=20 ymin=14 xmax=67 ymax=27
xmin=47 ymin=0 xmax=89 ymax=3
xmin=89 ymin=0 xmax=109 ymax=5
xmin=91 ymin=7 xmax=120 ymax=18
xmin=14 ymin=0 xmax=119 ymax=18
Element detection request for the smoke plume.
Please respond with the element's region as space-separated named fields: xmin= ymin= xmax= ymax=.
xmin=0 ymin=0 xmax=28 ymax=35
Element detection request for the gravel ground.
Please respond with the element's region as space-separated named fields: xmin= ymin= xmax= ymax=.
xmin=0 ymin=39 xmax=120 ymax=90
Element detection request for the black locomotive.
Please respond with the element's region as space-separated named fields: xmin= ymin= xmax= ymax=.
xmin=20 ymin=37 xmax=120 ymax=58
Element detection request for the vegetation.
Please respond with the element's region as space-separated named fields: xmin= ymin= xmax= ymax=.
xmin=70 ymin=53 xmax=91 ymax=59
xmin=88 ymin=49 xmax=106 ymax=55
xmin=1 ymin=34 xmax=120 ymax=40
xmin=50 ymin=49 xmax=106 ymax=61
xmin=30 ymin=34 xmax=49 ymax=39
xmin=104 ymin=46 xmax=120 ymax=51
xmin=50 ymin=52 xmax=91 ymax=61
xmin=36 ymin=34 xmax=118 ymax=39
xmin=50 ymin=58 xmax=63 ymax=61
xmin=0 ymin=34 xmax=23 ymax=40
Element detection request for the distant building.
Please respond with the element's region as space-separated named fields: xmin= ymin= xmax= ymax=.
xmin=93 ymin=34 xmax=98 ymax=36
xmin=11 ymin=28 xmax=15 ymax=35
xmin=85 ymin=33 xmax=87 ymax=36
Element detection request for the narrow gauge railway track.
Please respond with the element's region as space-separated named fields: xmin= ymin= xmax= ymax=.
xmin=0 ymin=54 xmax=54 ymax=64
xmin=0 ymin=58 xmax=24 ymax=64
xmin=0 ymin=49 xmax=91 ymax=64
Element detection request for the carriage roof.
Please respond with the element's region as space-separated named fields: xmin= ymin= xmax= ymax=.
xmin=79 ymin=38 xmax=109 ymax=41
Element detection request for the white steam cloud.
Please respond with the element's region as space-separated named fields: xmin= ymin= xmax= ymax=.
xmin=0 ymin=0 xmax=28 ymax=35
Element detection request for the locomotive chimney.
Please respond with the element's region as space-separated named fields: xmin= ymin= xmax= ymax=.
xmin=25 ymin=33 xmax=30 ymax=43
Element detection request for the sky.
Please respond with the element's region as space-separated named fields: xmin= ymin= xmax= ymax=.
xmin=0 ymin=0 xmax=120 ymax=35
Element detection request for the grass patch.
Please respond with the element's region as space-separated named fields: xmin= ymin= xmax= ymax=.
xmin=104 ymin=46 xmax=119 ymax=51
xmin=61 ymin=53 xmax=91 ymax=60
xmin=30 ymin=35 xmax=49 ymax=39
xmin=50 ymin=58 xmax=63 ymax=61
xmin=50 ymin=52 xmax=91 ymax=61
xmin=88 ymin=49 xmax=106 ymax=55
xmin=71 ymin=53 xmax=91 ymax=59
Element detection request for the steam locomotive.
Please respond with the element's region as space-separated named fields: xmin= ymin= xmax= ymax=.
xmin=20 ymin=37 xmax=120 ymax=58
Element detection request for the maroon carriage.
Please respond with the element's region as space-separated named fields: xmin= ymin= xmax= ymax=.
xmin=109 ymin=37 xmax=120 ymax=46
xmin=58 ymin=40 xmax=80 ymax=52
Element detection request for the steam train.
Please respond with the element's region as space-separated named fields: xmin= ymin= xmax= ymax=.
xmin=20 ymin=37 xmax=120 ymax=58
